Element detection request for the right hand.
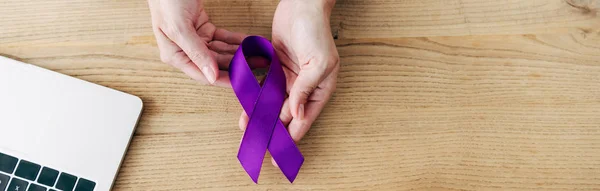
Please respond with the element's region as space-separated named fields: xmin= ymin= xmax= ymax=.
xmin=148 ymin=0 xmax=247 ymax=87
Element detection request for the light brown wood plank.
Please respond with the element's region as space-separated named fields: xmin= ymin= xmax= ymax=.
xmin=1 ymin=30 xmax=599 ymax=190
xmin=331 ymin=0 xmax=600 ymax=38
xmin=1 ymin=0 xmax=599 ymax=46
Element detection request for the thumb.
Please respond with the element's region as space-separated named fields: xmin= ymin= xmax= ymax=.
xmin=168 ymin=25 xmax=218 ymax=84
xmin=289 ymin=66 xmax=326 ymax=120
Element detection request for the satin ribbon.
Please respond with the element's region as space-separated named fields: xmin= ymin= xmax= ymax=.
xmin=229 ymin=36 xmax=304 ymax=183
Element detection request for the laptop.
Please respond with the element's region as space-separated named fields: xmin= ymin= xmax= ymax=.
xmin=0 ymin=56 xmax=143 ymax=191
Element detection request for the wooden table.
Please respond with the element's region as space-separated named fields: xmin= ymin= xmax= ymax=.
xmin=1 ymin=0 xmax=599 ymax=190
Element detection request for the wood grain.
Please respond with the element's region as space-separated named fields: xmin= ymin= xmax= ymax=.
xmin=1 ymin=0 xmax=600 ymax=190
xmin=1 ymin=0 xmax=599 ymax=46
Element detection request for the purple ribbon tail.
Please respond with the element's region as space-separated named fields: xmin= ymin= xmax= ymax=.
xmin=229 ymin=36 xmax=304 ymax=183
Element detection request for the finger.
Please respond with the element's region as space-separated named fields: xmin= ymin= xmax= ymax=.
xmin=175 ymin=60 xmax=230 ymax=87
xmin=238 ymin=110 xmax=249 ymax=131
xmin=214 ymin=52 xmax=263 ymax=70
xmin=216 ymin=54 xmax=234 ymax=69
xmin=287 ymin=75 xmax=337 ymax=142
xmin=306 ymin=73 xmax=338 ymax=101
xmin=282 ymin=67 xmax=298 ymax=93
xmin=194 ymin=11 xmax=215 ymax=42
xmin=286 ymin=99 xmax=327 ymax=142
xmin=177 ymin=60 xmax=210 ymax=83
xmin=153 ymin=28 xmax=211 ymax=83
xmin=214 ymin=70 xmax=231 ymax=87
xmin=288 ymin=65 xmax=326 ymax=120
xmin=166 ymin=22 xmax=219 ymax=84
xmin=208 ymin=41 xmax=238 ymax=54
xmin=210 ymin=51 xmax=234 ymax=70
xmin=246 ymin=56 xmax=270 ymax=69
xmin=213 ymin=28 xmax=247 ymax=45
xmin=280 ymin=99 xmax=293 ymax=127
xmin=282 ymin=67 xmax=335 ymax=101
xmin=210 ymin=53 xmax=270 ymax=70
xmin=271 ymin=157 xmax=278 ymax=167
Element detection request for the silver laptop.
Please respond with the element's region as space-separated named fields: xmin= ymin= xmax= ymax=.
xmin=0 ymin=56 xmax=143 ymax=191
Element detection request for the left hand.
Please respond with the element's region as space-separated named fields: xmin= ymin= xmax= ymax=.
xmin=238 ymin=0 xmax=339 ymax=166
xmin=148 ymin=0 xmax=247 ymax=87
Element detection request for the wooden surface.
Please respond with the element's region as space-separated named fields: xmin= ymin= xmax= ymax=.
xmin=1 ymin=0 xmax=600 ymax=190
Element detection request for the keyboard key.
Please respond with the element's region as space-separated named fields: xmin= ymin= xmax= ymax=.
xmin=37 ymin=167 xmax=59 ymax=187
xmin=0 ymin=173 xmax=10 ymax=191
xmin=8 ymin=177 xmax=28 ymax=191
xmin=27 ymin=183 xmax=46 ymax=191
xmin=55 ymin=173 xmax=77 ymax=191
xmin=15 ymin=160 xmax=41 ymax=181
xmin=74 ymin=178 xmax=95 ymax=191
xmin=0 ymin=152 xmax=19 ymax=174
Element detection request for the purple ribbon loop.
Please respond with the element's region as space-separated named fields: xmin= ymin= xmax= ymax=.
xmin=229 ymin=36 xmax=304 ymax=183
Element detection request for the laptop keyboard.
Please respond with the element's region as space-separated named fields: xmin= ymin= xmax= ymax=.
xmin=0 ymin=152 xmax=95 ymax=191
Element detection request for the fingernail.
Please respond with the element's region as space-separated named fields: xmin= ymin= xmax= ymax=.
xmin=298 ymin=104 xmax=304 ymax=120
xmin=271 ymin=158 xmax=278 ymax=167
xmin=201 ymin=66 xmax=216 ymax=84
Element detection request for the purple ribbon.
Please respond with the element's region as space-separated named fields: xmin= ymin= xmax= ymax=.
xmin=229 ymin=36 xmax=304 ymax=183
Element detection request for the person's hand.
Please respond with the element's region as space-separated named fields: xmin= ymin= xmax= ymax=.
xmin=148 ymin=0 xmax=246 ymax=87
xmin=239 ymin=0 xmax=339 ymax=165
xmin=270 ymin=0 xmax=339 ymax=142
